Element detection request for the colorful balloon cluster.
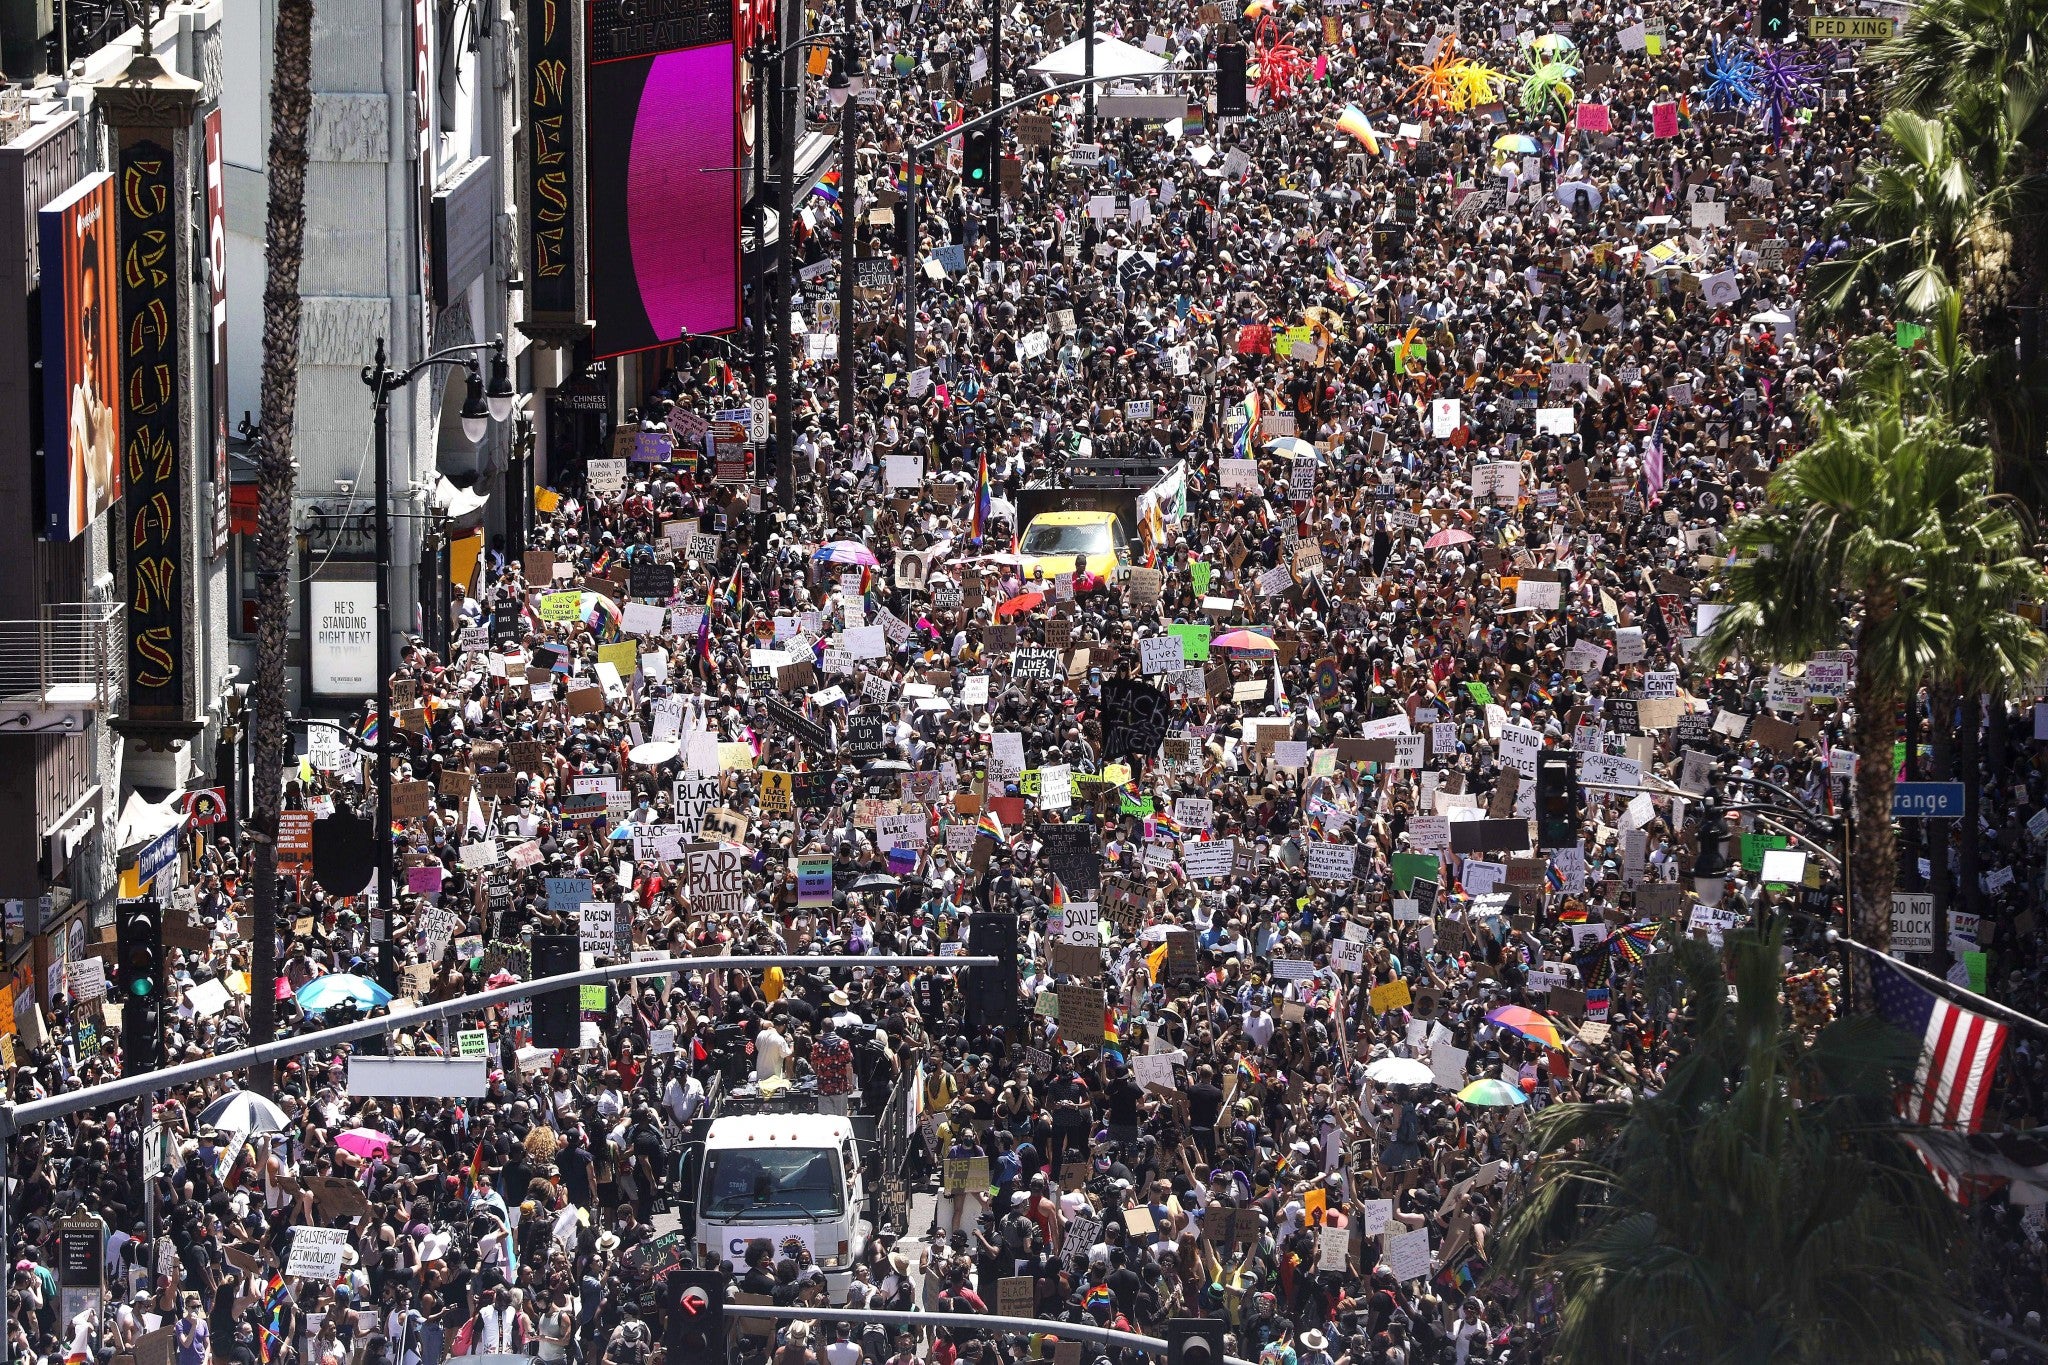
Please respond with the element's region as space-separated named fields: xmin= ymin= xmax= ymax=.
xmin=1251 ymin=14 xmax=1310 ymax=103
xmin=1697 ymin=38 xmax=1823 ymax=146
xmin=1399 ymin=34 xmax=1509 ymax=113
xmin=1699 ymin=38 xmax=1762 ymax=112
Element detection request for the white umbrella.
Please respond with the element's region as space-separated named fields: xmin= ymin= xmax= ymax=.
xmin=1266 ymin=435 xmax=1318 ymax=460
xmin=1028 ymin=35 xmax=1172 ymax=81
xmin=1365 ymin=1056 xmax=1437 ymax=1087
xmin=197 ymin=1089 xmax=291 ymax=1134
xmin=1555 ymin=180 xmax=1603 ymax=213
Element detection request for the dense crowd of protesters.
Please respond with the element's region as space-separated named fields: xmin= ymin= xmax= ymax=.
xmin=5 ymin=0 xmax=2048 ymax=1362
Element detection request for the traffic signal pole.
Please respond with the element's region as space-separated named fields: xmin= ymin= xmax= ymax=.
xmin=900 ymin=68 xmax=1216 ymax=375
xmin=0 ymin=954 xmax=997 ymax=1135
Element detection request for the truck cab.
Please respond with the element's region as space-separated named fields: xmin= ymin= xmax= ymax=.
xmin=691 ymin=1112 xmax=870 ymax=1298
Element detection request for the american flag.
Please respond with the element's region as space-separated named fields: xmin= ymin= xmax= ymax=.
xmin=1870 ymin=952 xmax=2009 ymax=1198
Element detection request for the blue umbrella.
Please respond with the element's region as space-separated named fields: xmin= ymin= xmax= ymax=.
xmin=295 ymin=972 xmax=393 ymax=1014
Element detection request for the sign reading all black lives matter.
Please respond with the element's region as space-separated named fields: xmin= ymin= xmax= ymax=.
xmin=1100 ymin=678 xmax=1171 ymax=760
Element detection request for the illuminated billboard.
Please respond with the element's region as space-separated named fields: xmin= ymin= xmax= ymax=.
xmin=38 ymin=172 xmax=122 ymax=542
xmin=586 ymin=0 xmax=741 ymax=357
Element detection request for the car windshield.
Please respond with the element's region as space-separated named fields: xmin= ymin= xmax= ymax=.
xmin=1021 ymin=522 xmax=1113 ymax=554
xmin=700 ymin=1147 xmax=844 ymax=1220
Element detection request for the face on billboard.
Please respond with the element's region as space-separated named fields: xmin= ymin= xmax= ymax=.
xmin=40 ymin=174 xmax=122 ymax=541
xmin=587 ymin=39 xmax=742 ymax=357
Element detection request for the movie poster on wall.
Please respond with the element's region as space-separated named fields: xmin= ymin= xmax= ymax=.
xmin=38 ymin=172 xmax=122 ymax=543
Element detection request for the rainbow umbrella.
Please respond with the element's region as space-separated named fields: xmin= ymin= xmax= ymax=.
xmin=1456 ymin=1078 xmax=1528 ymax=1106
xmin=1214 ymin=629 xmax=1279 ymax=656
xmin=578 ymin=592 xmax=622 ymax=626
xmin=1609 ymin=921 xmax=1659 ymax=966
xmin=1485 ymin=1005 xmax=1566 ymax=1050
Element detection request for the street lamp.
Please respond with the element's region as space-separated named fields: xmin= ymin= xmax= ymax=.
xmin=359 ymin=333 xmax=514 ymax=991
xmin=756 ymin=24 xmax=850 ymax=513
xmin=460 ymin=371 xmax=492 ymax=445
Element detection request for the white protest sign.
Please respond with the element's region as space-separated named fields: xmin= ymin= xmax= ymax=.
xmin=286 ymin=1226 xmax=352 ymax=1280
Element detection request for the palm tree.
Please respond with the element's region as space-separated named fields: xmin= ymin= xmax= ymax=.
xmin=1698 ymin=392 xmax=2048 ymax=980
xmin=1878 ymin=0 xmax=2048 ymax=122
xmin=246 ymin=0 xmax=316 ymax=1094
xmin=1873 ymin=0 xmax=2048 ymax=442
xmin=1806 ymin=111 xmax=2005 ymax=323
xmin=1496 ymin=924 xmax=1972 ymax=1362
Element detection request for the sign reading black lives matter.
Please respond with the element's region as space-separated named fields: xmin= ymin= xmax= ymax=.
xmin=1100 ymin=678 xmax=1171 ymax=760
xmin=672 ymin=774 xmax=719 ymax=836
xmin=1012 ymin=649 xmax=1060 ymax=681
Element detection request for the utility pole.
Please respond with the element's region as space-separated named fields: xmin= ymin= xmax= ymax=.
xmin=752 ymin=40 xmax=773 ymax=402
xmin=837 ymin=7 xmax=858 ymax=436
xmin=986 ymin=0 xmax=1001 ymax=254
xmin=773 ymin=0 xmax=804 ymax=510
xmin=1084 ymin=0 xmax=1096 ymax=140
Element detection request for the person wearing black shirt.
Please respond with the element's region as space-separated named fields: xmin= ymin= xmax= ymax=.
xmin=738 ymin=1242 xmax=778 ymax=1297
xmin=1047 ymin=1067 xmax=1091 ymax=1170
xmin=558 ymin=1135 xmax=595 ymax=1208
xmin=1184 ymin=1067 xmax=1225 ymax=1162
xmin=1103 ymin=1249 xmax=1143 ymax=1319
xmin=1103 ymin=1062 xmax=1142 ymax=1152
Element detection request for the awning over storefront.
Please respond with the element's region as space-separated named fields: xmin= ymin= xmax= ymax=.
xmin=450 ymin=529 xmax=485 ymax=594
xmin=116 ymin=789 xmax=187 ymax=896
xmin=435 ymin=475 xmax=491 ymax=524
xmin=230 ymin=482 xmax=259 ymax=536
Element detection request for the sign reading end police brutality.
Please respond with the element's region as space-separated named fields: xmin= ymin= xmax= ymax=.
xmin=689 ymin=844 xmax=744 ymax=915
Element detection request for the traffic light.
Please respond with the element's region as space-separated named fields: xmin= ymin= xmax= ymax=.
xmin=117 ymin=899 xmax=164 ymax=1072
xmin=1692 ymin=802 xmax=1730 ymax=880
xmin=1535 ymin=752 xmax=1578 ymax=850
xmin=662 ymin=1269 xmax=726 ymax=1365
xmin=966 ymin=910 xmax=1022 ymax=1039
xmin=531 ymin=933 xmax=579 ymax=1049
xmin=1167 ymin=1319 xmax=1226 ymax=1365
xmin=1758 ymin=0 xmax=1791 ymax=41
xmin=1217 ymin=46 xmax=1248 ymax=115
xmin=963 ymin=130 xmax=993 ymax=189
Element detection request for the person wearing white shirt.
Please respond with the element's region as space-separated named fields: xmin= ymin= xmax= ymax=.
xmin=663 ymin=1069 xmax=705 ymax=1126
xmin=755 ymin=1021 xmax=790 ymax=1081
xmin=1242 ymin=1006 xmax=1275 ymax=1051
xmin=823 ymin=1324 xmax=863 ymax=1365
xmin=473 ymin=1288 xmax=525 ymax=1354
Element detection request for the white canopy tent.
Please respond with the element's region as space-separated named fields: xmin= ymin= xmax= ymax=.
xmin=1027 ymin=34 xmax=1173 ymax=81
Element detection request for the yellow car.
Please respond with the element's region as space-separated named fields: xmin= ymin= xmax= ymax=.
xmin=1018 ymin=510 xmax=1132 ymax=581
